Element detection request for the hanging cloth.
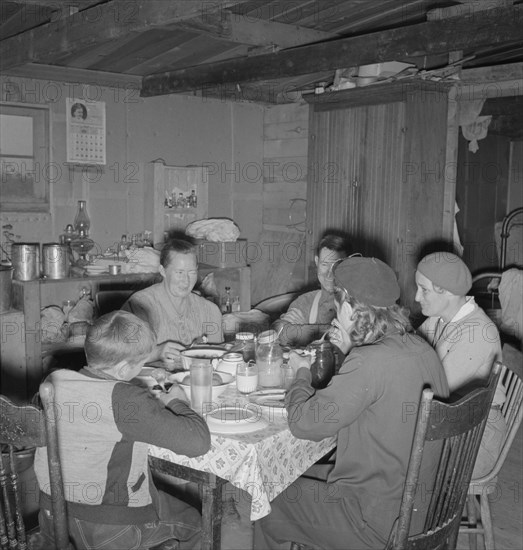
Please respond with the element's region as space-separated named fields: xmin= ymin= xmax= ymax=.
xmin=458 ymin=98 xmax=491 ymax=153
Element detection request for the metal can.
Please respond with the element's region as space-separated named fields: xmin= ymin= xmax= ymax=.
xmin=11 ymin=243 xmax=40 ymax=281
xmin=42 ymin=243 xmax=70 ymax=279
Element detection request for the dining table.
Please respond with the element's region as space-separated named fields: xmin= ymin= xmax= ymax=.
xmin=148 ymin=382 xmax=337 ymax=550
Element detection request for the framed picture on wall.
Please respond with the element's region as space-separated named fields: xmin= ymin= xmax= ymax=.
xmin=0 ymin=102 xmax=50 ymax=212
xmin=66 ymin=97 xmax=106 ymax=165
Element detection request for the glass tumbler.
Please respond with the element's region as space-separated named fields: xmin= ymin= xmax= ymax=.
xmin=190 ymin=362 xmax=212 ymax=415
xmin=236 ymin=361 xmax=259 ymax=394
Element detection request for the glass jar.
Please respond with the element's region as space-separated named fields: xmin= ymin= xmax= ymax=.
xmin=308 ymin=341 xmax=335 ymax=389
xmin=74 ymin=200 xmax=90 ymax=237
xmin=232 ymin=332 xmax=256 ymax=363
xmin=256 ymin=330 xmax=283 ymax=388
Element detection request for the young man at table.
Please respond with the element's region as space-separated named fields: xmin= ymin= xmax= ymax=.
xmin=34 ymin=310 xmax=211 ymax=550
xmin=254 ymin=256 xmax=449 ymax=550
xmin=273 ymin=232 xmax=352 ymax=347
xmin=415 ymin=251 xmax=505 ymax=478
xmin=122 ymin=235 xmax=223 ymax=366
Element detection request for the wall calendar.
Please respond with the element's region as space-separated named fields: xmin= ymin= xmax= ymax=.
xmin=66 ymin=98 xmax=106 ymax=165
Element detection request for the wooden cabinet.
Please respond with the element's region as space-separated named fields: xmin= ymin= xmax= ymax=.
xmin=145 ymin=162 xmax=209 ymax=245
xmin=305 ymin=81 xmax=455 ymax=311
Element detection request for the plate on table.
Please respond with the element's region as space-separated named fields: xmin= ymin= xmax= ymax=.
xmin=249 ymin=389 xmax=287 ymax=410
xmin=205 ymin=406 xmax=268 ymax=434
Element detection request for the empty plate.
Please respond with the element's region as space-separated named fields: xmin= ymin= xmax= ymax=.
xmin=249 ymin=389 xmax=286 ymax=409
xmin=206 ymin=406 xmax=268 ymax=434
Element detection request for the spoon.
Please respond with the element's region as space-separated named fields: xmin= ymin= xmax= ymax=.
xmin=319 ymin=328 xmax=330 ymax=342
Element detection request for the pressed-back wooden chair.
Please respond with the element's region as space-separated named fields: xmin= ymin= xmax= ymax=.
xmin=0 ymin=382 xmax=72 ymax=550
xmin=459 ymin=359 xmax=523 ymax=550
xmin=290 ymin=361 xmax=501 ymax=550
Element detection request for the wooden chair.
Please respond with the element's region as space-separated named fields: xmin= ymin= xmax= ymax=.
xmin=290 ymin=362 xmax=502 ymax=550
xmin=459 ymin=361 xmax=523 ymax=550
xmin=0 ymin=382 xmax=72 ymax=550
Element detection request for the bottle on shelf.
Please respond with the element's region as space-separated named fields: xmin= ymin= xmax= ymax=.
xmin=190 ymin=189 xmax=197 ymax=208
xmin=143 ymin=230 xmax=153 ymax=247
xmin=232 ymin=295 xmax=241 ymax=312
xmin=177 ymin=193 xmax=186 ymax=208
xmin=59 ymin=224 xmax=76 ymax=245
xmin=129 ymin=234 xmax=138 ymax=251
xmin=120 ymin=234 xmax=128 ymax=251
xmin=74 ymin=200 xmax=90 ymax=237
xmin=221 ymin=286 xmax=232 ymax=314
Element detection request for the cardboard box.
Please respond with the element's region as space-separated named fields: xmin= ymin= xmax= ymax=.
xmin=197 ymin=239 xmax=248 ymax=268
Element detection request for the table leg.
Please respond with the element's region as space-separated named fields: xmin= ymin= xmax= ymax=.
xmin=149 ymin=457 xmax=227 ymax=550
xmin=201 ymin=475 xmax=226 ymax=550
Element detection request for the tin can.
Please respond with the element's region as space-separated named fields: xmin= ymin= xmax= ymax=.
xmin=42 ymin=243 xmax=70 ymax=279
xmin=11 ymin=243 xmax=40 ymax=281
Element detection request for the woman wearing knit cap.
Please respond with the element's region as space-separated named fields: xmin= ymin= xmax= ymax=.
xmin=254 ymin=257 xmax=449 ymax=550
xmin=415 ymin=251 xmax=505 ymax=478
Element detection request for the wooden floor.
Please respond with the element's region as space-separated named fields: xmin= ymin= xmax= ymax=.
xmin=220 ymin=423 xmax=523 ymax=550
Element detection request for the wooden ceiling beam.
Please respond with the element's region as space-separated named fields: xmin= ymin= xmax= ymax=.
xmin=0 ymin=0 xmax=251 ymax=71
xmin=174 ymin=11 xmax=337 ymax=49
xmin=4 ymin=1 xmax=100 ymax=5
xmin=3 ymin=63 xmax=142 ymax=88
xmin=141 ymin=4 xmax=523 ymax=96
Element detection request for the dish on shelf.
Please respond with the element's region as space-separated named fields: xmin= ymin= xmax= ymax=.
xmin=205 ymin=405 xmax=268 ymax=434
xmin=85 ymin=265 xmax=108 ymax=275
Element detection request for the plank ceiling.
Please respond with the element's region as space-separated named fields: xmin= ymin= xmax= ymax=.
xmin=1 ymin=0 xmax=523 ymax=136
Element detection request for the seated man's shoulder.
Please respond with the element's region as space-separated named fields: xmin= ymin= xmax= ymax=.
xmin=293 ymin=289 xmax=317 ymax=303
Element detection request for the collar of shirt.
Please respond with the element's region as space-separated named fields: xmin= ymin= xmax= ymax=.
xmin=448 ymin=295 xmax=476 ymax=323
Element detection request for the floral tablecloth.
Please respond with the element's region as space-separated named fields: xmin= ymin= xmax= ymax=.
xmin=148 ymin=386 xmax=336 ymax=521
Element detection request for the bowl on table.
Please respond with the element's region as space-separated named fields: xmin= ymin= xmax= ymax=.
xmin=180 ymin=346 xmax=226 ymax=371
xmin=170 ymin=371 xmax=234 ymax=401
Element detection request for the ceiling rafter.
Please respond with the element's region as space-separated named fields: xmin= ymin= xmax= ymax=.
xmin=0 ymin=0 xmax=252 ymax=71
xmin=141 ymin=5 xmax=523 ymax=97
xmin=173 ymin=9 xmax=337 ymax=48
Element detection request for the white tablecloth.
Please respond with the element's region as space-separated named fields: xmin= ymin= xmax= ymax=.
xmin=149 ymin=386 xmax=336 ymax=520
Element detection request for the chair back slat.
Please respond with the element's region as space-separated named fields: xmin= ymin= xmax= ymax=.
xmin=0 ymin=385 xmax=72 ymax=550
xmin=387 ymin=361 xmax=502 ymax=550
xmin=9 ymin=448 xmax=28 ymax=549
xmin=1 ymin=396 xmax=45 ymax=550
xmin=459 ymin=355 xmax=523 ymax=546
xmin=39 ymin=382 xmax=71 ymax=550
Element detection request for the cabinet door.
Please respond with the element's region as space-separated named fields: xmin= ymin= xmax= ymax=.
xmin=306 ymin=102 xmax=406 ymax=273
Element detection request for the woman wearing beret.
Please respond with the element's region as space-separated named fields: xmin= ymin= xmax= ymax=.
xmin=415 ymin=251 xmax=505 ymax=478
xmin=254 ymin=257 xmax=449 ymax=550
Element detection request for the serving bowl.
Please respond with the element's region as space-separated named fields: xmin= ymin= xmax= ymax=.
xmin=180 ymin=346 xmax=226 ymax=371
xmin=170 ymin=371 xmax=234 ymax=401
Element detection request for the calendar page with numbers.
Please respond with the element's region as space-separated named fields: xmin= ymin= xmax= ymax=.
xmin=66 ymin=98 xmax=106 ymax=165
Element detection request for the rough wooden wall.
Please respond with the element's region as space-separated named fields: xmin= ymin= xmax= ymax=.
xmin=251 ymin=103 xmax=310 ymax=303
